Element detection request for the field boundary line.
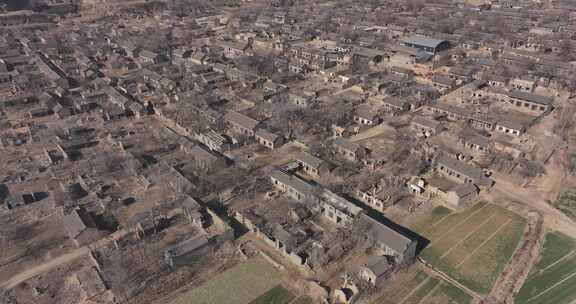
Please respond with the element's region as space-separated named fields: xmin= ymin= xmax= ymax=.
xmin=416 ymin=281 xmax=442 ymax=304
xmin=527 ymin=270 xmax=576 ymax=303
xmin=429 ymin=203 xmax=491 ymax=245
xmin=430 ymin=203 xmax=486 ymax=229
xmin=398 ymin=277 xmax=430 ymax=304
xmin=455 ymin=219 xmax=512 ymax=269
xmin=418 ymin=258 xmax=481 ymax=299
xmin=537 ymin=250 xmax=576 ymax=274
xmin=440 ymin=213 xmax=499 ymax=260
xmin=428 ymin=211 xmax=452 ymax=229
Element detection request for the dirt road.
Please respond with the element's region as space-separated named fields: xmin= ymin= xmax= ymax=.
xmin=486 ymin=175 xmax=576 ymax=236
xmin=0 ymin=229 xmax=129 ymax=290
xmin=0 ymin=247 xmax=90 ymax=290
xmin=350 ymin=123 xmax=393 ymax=142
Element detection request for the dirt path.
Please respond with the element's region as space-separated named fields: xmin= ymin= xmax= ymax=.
xmin=0 ymin=247 xmax=90 ymax=290
xmin=350 ymin=123 xmax=392 ymax=142
xmin=418 ymin=258 xmax=482 ymax=301
xmin=486 ymin=174 xmax=576 ymax=236
xmin=0 ymin=229 xmax=129 ymax=290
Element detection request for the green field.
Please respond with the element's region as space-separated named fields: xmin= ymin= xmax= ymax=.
xmin=248 ymin=285 xmax=295 ymax=304
xmin=515 ymin=232 xmax=576 ymax=304
xmin=290 ymin=296 xmax=315 ymax=304
xmin=371 ymin=267 xmax=472 ymax=304
xmin=424 ymin=283 xmax=472 ymax=304
xmin=372 ymin=269 xmax=429 ymax=303
xmin=553 ymin=191 xmax=576 ymax=221
xmin=172 ymin=258 xmax=282 ymax=304
xmin=408 ymin=202 xmax=526 ymax=294
xmin=402 ymin=277 xmax=440 ymax=304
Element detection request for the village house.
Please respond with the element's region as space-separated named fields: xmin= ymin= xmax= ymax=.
xmin=426 ymin=178 xmax=479 ymax=209
xmin=354 ymin=104 xmax=381 ymax=125
xmin=164 ymin=234 xmax=211 ymax=268
xmin=255 ymin=129 xmax=285 ymax=149
xmin=263 ymin=81 xmax=288 ymax=99
xmin=448 ymin=66 xmax=475 ymax=85
xmin=507 ymin=90 xmax=553 ymax=114
xmin=358 ymin=213 xmax=417 ymax=264
xmin=219 ymin=41 xmax=249 ymax=59
xmin=411 ymin=115 xmax=442 ymax=137
xmin=461 ymin=80 xmax=488 ymax=101
xmin=287 ymin=43 xmax=335 ymax=71
xmin=289 ymin=90 xmax=316 ymax=107
xmin=270 ymin=169 xmax=317 ymax=202
xmin=510 ymin=77 xmax=536 ymax=92
xmin=389 ymin=45 xmax=432 ymax=66
xmin=468 ymin=114 xmax=495 ymax=131
xmin=460 ymin=133 xmax=491 ymax=154
xmin=179 ymin=140 xmax=225 ymax=172
xmin=318 ymin=189 xmax=363 ymax=226
xmin=382 ymin=97 xmax=410 ymax=114
xmin=295 ymin=152 xmax=331 ymax=177
xmin=63 ymin=207 xmax=102 ymax=247
xmin=434 ymin=155 xmax=493 ymax=188
xmin=426 ymin=103 xmax=471 ymax=122
xmin=333 ymin=137 xmax=367 ymax=162
xmin=0 ymin=10 xmax=52 ymax=27
xmin=224 ymin=110 xmax=261 ymax=137
xmin=483 ymin=74 xmax=507 ymax=88
xmin=195 ymin=129 xmax=232 ymax=152
xmin=138 ymin=49 xmax=162 ymax=65
xmin=357 ymin=255 xmax=394 ymax=286
xmin=482 ymin=86 xmax=509 ymax=103
xmin=356 ymin=185 xmax=395 ymax=212
xmin=494 ymin=118 xmax=528 ymax=137
xmin=390 ymin=66 xmax=414 ymax=78
xmin=431 ymin=75 xmax=455 ymax=93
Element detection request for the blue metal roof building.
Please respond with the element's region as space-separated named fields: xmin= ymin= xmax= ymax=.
xmin=402 ymin=35 xmax=450 ymax=55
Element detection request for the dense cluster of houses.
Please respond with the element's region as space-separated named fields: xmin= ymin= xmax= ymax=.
xmin=0 ymin=0 xmax=574 ymax=302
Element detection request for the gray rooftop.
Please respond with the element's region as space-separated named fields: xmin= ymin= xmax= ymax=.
xmin=451 ymin=183 xmax=479 ymax=198
xmin=333 ymin=137 xmax=361 ymax=152
xmin=365 ymin=255 xmax=392 ymax=276
xmin=270 ymin=169 xmax=317 ymax=197
xmin=412 ymin=115 xmax=441 ymax=129
xmin=436 ymin=155 xmax=492 ymax=186
xmin=508 ymin=91 xmax=553 ymax=106
xmin=63 ymin=208 xmax=96 ymax=239
xmin=255 ymin=129 xmax=279 ymax=142
xmin=224 ymin=110 xmax=260 ymax=130
xmin=296 ymin=152 xmax=325 ymax=169
xmin=403 ymin=35 xmax=447 ymax=49
xmin=359 ymin=213 xmax=414 ymax=255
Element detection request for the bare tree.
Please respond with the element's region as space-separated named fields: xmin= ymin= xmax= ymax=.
xmin=517 ymin=159 xmax=545 ymax=178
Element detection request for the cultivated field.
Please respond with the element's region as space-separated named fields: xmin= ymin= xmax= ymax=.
xmin=371 ymin=266 xmax=472 ymax=304
xmin=171 ymin=258 xmax=282 ymax=304
xmin=553 ymin=191 xmax=576 ymax=221
xmin=290 ymin=296 xmax=315 ymax=304
xmin=515 ymin=232 xmax=576 ymax=304
xmin=248 ymin=285 xmax=296 ymax=304
xmin=407 ymin=202 xmax=526 ymax=294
